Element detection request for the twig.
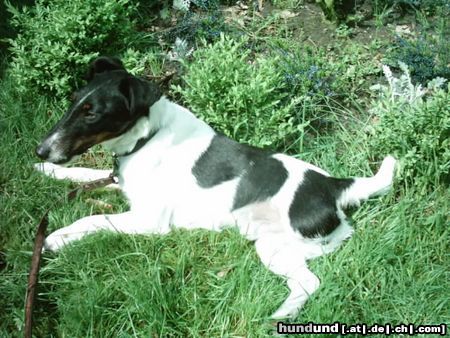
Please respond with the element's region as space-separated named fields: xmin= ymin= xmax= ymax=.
xmin=145 ymin=70 xmax=177 ymax=86
xmin=24 ymin=174 xmax=117 ymax=337
xmin=24 ymin=211 xmax=48 ymax=338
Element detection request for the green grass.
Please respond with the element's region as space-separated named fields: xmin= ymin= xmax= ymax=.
xmin=1 ymin=68 xmax=448 ymax=336
xmin=1 ymin=6 xmax=449 ymax=337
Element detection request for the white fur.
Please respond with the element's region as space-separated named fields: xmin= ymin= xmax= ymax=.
xmin=37 ymin=96 xmax=396 ymax=318
xmin=338 ymin=156 xmax=396 ymax=208
xmin=40 ymin=132 xmax=67 ymax=163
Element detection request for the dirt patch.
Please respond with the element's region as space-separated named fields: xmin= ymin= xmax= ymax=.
xmin=258 ymin=2 xmax=420 ymax=50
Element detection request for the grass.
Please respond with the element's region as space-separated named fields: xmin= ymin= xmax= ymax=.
xmin=1 ymin=3 xmax=449 ymax=337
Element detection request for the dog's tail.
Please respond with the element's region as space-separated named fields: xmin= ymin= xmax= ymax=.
xmin=335 ymin=156 xmax=396 ymax=209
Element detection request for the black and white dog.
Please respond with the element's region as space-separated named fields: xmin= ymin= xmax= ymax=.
xmin=35 ymin=56 xmax=396 ymax=319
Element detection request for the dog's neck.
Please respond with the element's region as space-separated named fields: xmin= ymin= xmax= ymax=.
xmin=101 ymin=96 xmax=205 ymax=156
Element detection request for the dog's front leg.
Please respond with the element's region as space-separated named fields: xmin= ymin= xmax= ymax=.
xmin=44 ymin=211 xmax=166 ymax=251
xmin=34 ymin=162 xmax=119 ymax=189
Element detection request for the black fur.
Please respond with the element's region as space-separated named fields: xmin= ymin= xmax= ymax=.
xmin=192 ymin=134 xmax=288 ymax=210
xmin=193 ymin=134 xmax=262 ymax=188
xmin=36 ymin=57 xmax=161 ymax=163
xmin=232 ymin=157 xmax=287 ymax=210
xmin=85 ymin=56 xmax=125 ymax=81
xmin=289 ymin=170 xmax=354 ymax=238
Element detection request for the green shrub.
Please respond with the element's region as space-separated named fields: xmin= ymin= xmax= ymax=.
xmin=163 ymin=9 xmax=235 ymax=44
xmin=368 ymin=65 xmax=450 ymax=189
xmin=7 ymin=0 xmax=138 ymax=98
xmin=121 ymin=48 xmax=165 ymax=77
xmin=172 ymin=35 xmax=300 ymax=149
xmin=387 ymin=16 xmax=450 ymax=84
xmin=273 ymin=42 xmax=379 ymax=124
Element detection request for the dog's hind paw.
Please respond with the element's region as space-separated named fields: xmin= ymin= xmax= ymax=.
xmin=374 ymin=155 xmax=397 ymax=196
xmin=377 ymin=156 xmax=397 ymax=179
xmin=270 ymin=304 xmax=299 ymax=320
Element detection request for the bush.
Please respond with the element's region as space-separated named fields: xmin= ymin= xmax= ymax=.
xmin=173 ymin=36 xmax=380 ymax=149
xmin=172 ymin=35 xmax=299 ymax=149
xmin=387 ymin=24 xmax=450 ymax=85
xmin=7 ymin=0 xmax=138 ymax=98
xmin=368 ymin=64 xmax=450 ymax=189
xmin=273 ymin=42 xmax=379 ymax=124
xmin=163 ymin=10 xmax=235 ymax=44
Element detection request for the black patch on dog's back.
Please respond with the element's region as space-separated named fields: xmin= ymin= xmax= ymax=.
xmin=289 ymin=170 xmax=354 ymax=238
xmin=232 ymin=157 xmax=288 ymax=210
xmin=192 ymin=134 xmax=255 ymax=188
xmin=192 ymin=134 xmax=288 ymax=209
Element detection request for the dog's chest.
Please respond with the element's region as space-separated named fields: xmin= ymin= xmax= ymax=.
xmin=118 ymin=134 xmax=220 ymax=210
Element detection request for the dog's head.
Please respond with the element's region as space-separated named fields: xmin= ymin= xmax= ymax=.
xmin=36 ymin=56 xmax=161 ymax=164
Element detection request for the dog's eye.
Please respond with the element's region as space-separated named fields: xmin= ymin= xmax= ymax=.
xmin=84 ymin=111 xmax=98 ymax=122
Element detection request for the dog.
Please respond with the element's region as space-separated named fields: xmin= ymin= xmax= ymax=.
xmin=35 ymin=56 xmax=396 ymax=319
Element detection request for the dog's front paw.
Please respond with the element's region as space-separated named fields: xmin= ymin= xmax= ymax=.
xmin=34 ymin=162 xmax=62 ymax=178
xmin=44 ymin=230 xmax=82 ymax=251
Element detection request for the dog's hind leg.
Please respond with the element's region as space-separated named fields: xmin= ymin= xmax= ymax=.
xmin=337 ymin=156 xmax=396 ymax=208
xmin=255 ymin=235 xmax=321 ymax=319
xmin=34 ymin=162 xmax=119 ymax=189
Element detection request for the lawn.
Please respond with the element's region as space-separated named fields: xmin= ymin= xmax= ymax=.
xmin=0 ymin=0 xmax=449 ymax=337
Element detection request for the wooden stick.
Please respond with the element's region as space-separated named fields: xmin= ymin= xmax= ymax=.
xmin=24 ymin=175 xmax=116 ymax=337
xmin=24 ymin=211 xmax=49 ymax=338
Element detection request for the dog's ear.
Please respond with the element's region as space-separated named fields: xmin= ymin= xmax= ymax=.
xmin=119 ymin=77 xmax=162 ymax=117
xmin=86 ymin=56 xmax=125 ymax=81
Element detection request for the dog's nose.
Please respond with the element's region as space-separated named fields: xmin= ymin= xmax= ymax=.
xmin=35 ymin=144 xmax=50 ymax=160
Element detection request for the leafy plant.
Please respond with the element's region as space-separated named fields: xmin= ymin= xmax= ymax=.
xmin=273 ymin=42 xmax=379 ymax=122
xmin=315 ymin=0 xmax=357 ymax=22
xmin=387 ymin=23 xmax=450 ymax=85
xmin=163 ymin=9 xmax=235 ymax=44
xmin=121 ymin=48 xmax=165 ymax=77
xmin=7 ymin=0 xmax=138 ymax=98
xmin=173 ymin=0 xmax=224 ymax=11
xmin=173 ymin=35 xmax=300 ymax=149
xmin=368 ymin=64 xmax=450 ymax=189
xmin=271 ymin=0 xmax=304 ymax=10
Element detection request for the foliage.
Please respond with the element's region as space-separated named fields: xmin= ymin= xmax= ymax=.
xmin=276 ymin=47 xmax=335 ymax=99
xmin=273 ymin=45 xmax=337 ymax=130
xmin=120 ymin=48 xmax=166 ymax=77
xmin=387 ymin=19 xmax=450 ymax=84
xmin=163 ymin=9 xmax=236 ymax=44
xmin=174 ymin=36 xmax=380 ymax=149
xmin=315 ymin=0 xmax=357 ymax=22
xmin=6 ymin=0 xmax=138 ymax=98
xmin=173 ymin=0 xmax=222 ymax=11
xmin=271 ymin=0 xmax=304 ymax=10
xmin=368 ymin=64 xmax=450 ymax=189
xmin=1 ymin=2 xmax=449 ymax=336
xmin=173 ymin=35 xmax=300 ymax=148
xmin=273 ymin=42 xmax=379 ymax=123
xmin=374 ymin=0 xmax=450 ymax=13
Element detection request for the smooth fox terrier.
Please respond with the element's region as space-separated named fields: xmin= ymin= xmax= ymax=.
xmin=35 ymin=56 xmax=396 ymax=319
